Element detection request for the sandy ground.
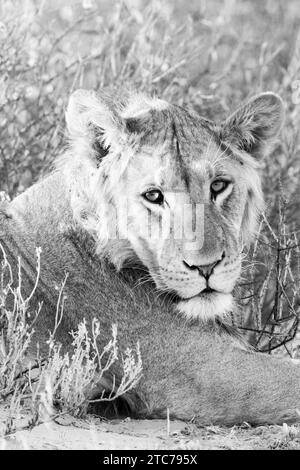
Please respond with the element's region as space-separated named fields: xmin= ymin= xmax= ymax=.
xmin=1 ymin=406 xmax=300 ymax=450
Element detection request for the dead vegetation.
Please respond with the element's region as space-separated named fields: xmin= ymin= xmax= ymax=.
xmin=0 ymin=246 xmax=142 ymax=437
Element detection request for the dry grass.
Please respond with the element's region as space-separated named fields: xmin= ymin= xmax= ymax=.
xmin=0 ymin=246 xmax=142 ymax=437
xmin=238 ymin=199 xmax=300 ymax=355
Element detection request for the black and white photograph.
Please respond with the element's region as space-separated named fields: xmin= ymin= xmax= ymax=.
xmin=0 ymin=0 xmax=300 ymax=452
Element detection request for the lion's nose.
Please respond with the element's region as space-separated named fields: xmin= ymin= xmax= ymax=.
xmin=183 ymin=252 xmax=225 ymax=279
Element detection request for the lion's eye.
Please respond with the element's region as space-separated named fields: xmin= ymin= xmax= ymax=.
xmin=143 ymin=189 xmax=164 ymax=205
xmin=211 ymin=180 xmax=229 ymax=195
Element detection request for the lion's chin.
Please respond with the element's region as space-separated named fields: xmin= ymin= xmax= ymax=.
xmin=176 ymin=292 xmax=233 ymax=322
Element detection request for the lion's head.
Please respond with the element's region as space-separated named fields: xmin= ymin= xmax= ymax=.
xmin=61 ymin=89 xmax=284 ymax=321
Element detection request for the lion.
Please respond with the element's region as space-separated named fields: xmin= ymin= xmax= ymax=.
xmin=0 ymin=88 xmax=300 ymax=425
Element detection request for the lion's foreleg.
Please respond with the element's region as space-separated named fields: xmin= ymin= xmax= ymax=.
xmin=138 ymin=326 xmax=300 ymax=425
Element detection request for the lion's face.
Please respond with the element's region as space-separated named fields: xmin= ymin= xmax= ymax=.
xmin=65 ymin=90 xmax=284 ymax=320
xmin=113 ymin=116 xmax=247 ymax=319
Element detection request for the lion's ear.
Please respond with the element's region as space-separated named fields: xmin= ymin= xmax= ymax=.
xmin=66 ymin=89 xmax=124 ymax=161
xmin=220 ymin=92 xmax=284 ymax=159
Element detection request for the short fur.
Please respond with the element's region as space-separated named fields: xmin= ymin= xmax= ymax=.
xmin=1 ymin=89 xmax=300 ymax=425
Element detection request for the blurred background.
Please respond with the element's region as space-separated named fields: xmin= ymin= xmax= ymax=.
xmin=0 ymin=0 xmax=299 ymax=354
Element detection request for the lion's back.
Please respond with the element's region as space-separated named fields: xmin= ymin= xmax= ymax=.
xmin=0 ymin=172 xmax=151 ymax=356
